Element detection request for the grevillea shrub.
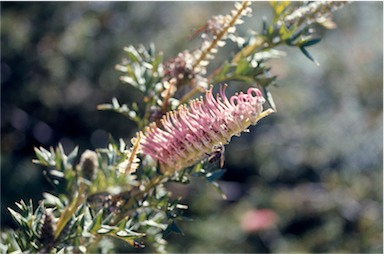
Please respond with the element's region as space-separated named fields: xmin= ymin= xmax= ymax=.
xmin=2 ymin=2 xmax=349 ymax=253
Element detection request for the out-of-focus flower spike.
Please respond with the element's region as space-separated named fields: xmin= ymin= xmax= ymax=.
xmin=217 ymin=41 xmax=226 ymax=47
xmin=234 ymin=2 xmax=243 ymax=10
xmin=191 ymin=1 xmax=252 ymax=74
xmin=118 ymin=132 xmax=142 ymax=174
xmin=284 ymin=1 xmax=348 ymax=29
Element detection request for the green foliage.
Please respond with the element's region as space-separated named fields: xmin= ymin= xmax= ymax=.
xmin=4 ymin=200 xmax=42 ymax=252
xmin=98 ymin=98 xmax=141 ymax=125
xmin=117 ymin=44 xmax=163 ymax=93
xmin=33 ymin=144 xmax=78 ymax=194
xmin=98 ymin=44 xmax=164 ymax=129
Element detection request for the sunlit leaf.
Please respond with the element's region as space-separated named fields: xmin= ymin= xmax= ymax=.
xmin=142 ymin=220 xmax=167 ymax=230
xmin=67 ymin=146 xmax=79 ymax=166
xmin=89 ymin=211 xmax=103 ymax=234
xmin=97 ymin=225 xmax=115 ymax=234
xmin=105 ymin=229 xmax=146 ymax=248
xmin=124 ymin=45 xmax=141 ymax=63
xmin=32 ymin=201 xmax=45 ymax=236
xmin=116 ymin=217 xmax=130 ymax=230
xmin=8 ymin=208 xmax=23 ymax=226
xmin=270 ymin=1 xmax=291 ymax=18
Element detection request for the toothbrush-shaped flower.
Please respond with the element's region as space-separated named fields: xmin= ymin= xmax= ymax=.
xmin=140 ymin=85 xmax=274 ymax=174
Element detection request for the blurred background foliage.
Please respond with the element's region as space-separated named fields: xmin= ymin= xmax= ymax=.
xmin=1 ymin=2 xmax=382 ymax=253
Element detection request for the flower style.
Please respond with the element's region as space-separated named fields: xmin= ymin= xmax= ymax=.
xmin=140 ymin=84 xmax=274 ymax=174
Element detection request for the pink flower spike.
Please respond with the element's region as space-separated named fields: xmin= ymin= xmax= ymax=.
xmin=140 ymin=84 xmax=274 ymax=174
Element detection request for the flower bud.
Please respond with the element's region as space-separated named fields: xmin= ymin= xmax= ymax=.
xmin=39 ymin=210 xmax=55 ymax=249
xmin=79 ymin=150 xmax=98 ymax=181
